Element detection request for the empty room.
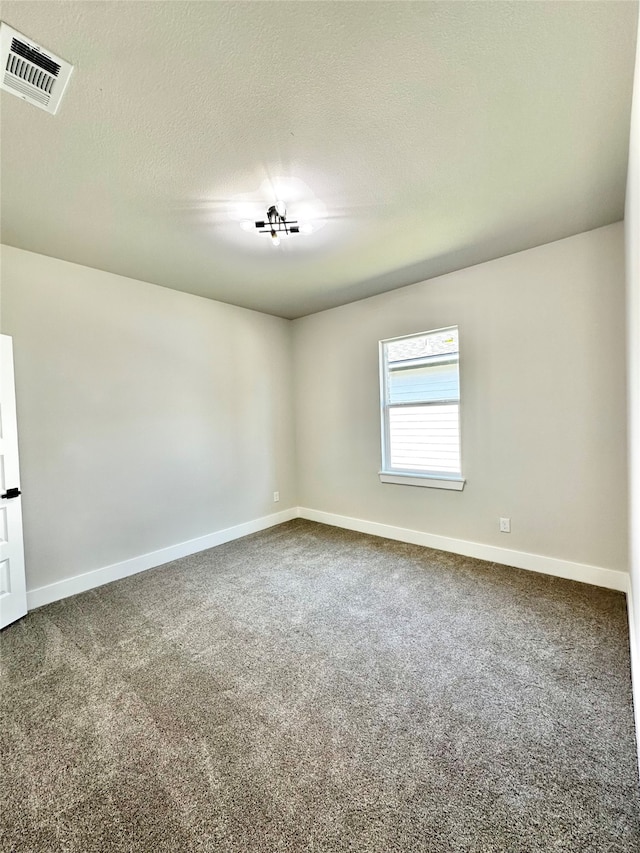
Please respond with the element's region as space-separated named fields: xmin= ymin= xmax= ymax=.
xmin=1 ymin=1 xmax=639 ymax=850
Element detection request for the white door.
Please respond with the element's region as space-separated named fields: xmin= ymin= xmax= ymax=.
xmin=0 ymin=335 xmax=27 ymax=629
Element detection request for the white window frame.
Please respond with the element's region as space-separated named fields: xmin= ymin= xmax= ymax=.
xmin=379 ymin=326 xmax=465 ymax=490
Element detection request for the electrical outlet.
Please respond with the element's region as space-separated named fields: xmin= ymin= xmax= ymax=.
xmin=273 ymin=491 xmax=280 ymax=502
xmin=499 ymin=517 xmax=511 ymax=533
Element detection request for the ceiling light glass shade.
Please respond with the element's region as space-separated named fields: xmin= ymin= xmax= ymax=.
xmin=299 ymin=223 xmax=313 ymax=235
xmin=271 ymin=232 xmax=281 ymax=247
xmin=240 ymin=220 xmax=254 ymax=232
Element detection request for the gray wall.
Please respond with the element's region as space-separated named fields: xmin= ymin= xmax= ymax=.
xmin=292 ymin=223 xmax=628 ymax=571
xmin=0 ymin=221 xmax=630 ymax=594
xmin=0 ymin=246 xmax=296 ymax=591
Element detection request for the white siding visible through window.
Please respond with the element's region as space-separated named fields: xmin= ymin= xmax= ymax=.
xmin=380 ymin=327 xmax=462 ymax=482
xmin=388 ymin=405 xmax=460 ymax=473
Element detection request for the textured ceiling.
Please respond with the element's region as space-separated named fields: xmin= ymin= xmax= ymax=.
xmin=0 ymin=1 xmax=638 ymax=319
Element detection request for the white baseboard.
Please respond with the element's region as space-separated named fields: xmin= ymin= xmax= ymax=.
xmin=298 ymin=507 xmax=629 ymax=592
xmin=26 ymin=504 xmax=629 ymax=610
xmin=26 ymin=508 xmax=298 ymax=610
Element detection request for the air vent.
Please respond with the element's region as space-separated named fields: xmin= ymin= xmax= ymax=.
xmin=0 ymin=23 xmax=73 ymax=114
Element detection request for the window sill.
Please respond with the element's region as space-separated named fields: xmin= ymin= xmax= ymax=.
xmin=378 ymin=472 xmax=466 ymax=491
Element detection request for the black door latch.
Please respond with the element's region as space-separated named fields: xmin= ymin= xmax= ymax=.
xmin=1 ymin=487 xmax=21 ymax=499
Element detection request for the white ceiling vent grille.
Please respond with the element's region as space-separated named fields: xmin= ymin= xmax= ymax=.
xmin=0 ymin=23 xmax=73 ymax=114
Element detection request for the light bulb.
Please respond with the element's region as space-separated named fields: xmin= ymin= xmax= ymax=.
xmin=271 ymin=231 xmax=280 ymax=247
xmin=299 ymin=223 xmax=313 ymax=235
xmin=240 ymin=220 xmax=254 ymax=232
xmin=275 ymin=200 xmax=286 ymax=217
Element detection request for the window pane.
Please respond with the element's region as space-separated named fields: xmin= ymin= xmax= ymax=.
xmin=388 ymin=404 xmax=461 ymax=474
xmin=386 ymin=329 xmax=458 ymax=363
xmin=387 ymin=361 xmax=459 ymax=405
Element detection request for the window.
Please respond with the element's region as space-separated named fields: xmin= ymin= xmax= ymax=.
xmin=379 ymin=326 xmax=464 ymax=490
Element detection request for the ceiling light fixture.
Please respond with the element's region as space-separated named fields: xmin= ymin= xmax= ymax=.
xmin=254 ymin=204 xmax=300 ymax=246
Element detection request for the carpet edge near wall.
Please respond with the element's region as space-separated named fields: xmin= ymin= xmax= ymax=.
xmin=297 ymin=508 xmax=629 ymax=592
xmin=25 ymin=508 xmax=299 ymax=610
xmin=26 ymin=506 xmax=628 ymax=610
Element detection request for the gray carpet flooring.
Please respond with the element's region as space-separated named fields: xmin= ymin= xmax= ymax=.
xmin=1 ymin=519 xmax=639 ymax=852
